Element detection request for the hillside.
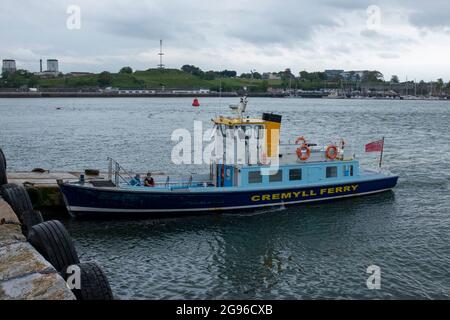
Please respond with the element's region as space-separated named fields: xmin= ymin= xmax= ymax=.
xmin=37 ymin=68 xmax=283 ymax=91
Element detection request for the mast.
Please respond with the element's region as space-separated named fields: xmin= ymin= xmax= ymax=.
xmin=158 ymin=39 xmax=165 ymax=69
xmin=379 ymin=137 xmax=385 ymax=168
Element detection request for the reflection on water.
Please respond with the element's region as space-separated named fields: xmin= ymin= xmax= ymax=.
xmin=1 ymin=98 xmax=449 ymax=299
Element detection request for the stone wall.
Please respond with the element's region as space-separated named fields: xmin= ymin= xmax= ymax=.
xmin=0 ymin=198 xmax=75 ymax=300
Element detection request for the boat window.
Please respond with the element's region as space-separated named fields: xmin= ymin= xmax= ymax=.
xmin=244 ymin=126 xmax=252 ymax=139
xmin=257 ymin=126 xmax=264 ymax=139
xmin=269 ymin=170 xmax=283 ymax=183
xmin=289 ymin=169 xmax=302 ymax=181
xmin=326 ymin=166 xmax=338 ymax=178
xmin=218 ymin=124 xmax=225 ymax=137
xmin=248 ymin=170 xmax=263 ymax=184
xmin=236 ymin=126 xmax=246 ymax=139
xmin=343 ymin=165 xmax=354 ymax=177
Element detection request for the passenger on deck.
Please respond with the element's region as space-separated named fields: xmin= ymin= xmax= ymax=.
xmin=129 ymin=174 xmax=141 ymax=186
xmin=144 ymin=172 xmax=155 ymax=187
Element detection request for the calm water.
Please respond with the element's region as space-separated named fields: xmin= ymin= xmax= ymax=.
xmin=1 ymin=97 xmax=449 ymax=299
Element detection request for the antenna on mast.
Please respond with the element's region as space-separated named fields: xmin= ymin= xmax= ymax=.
xmin=229 ymin=96 xmax=248 ymax=119
xmin=158 ymin=39 xmax=165 ymax=69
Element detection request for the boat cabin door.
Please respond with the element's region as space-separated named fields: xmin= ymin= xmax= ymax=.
xmin=217 ymin=164 xmax=234 ymax=187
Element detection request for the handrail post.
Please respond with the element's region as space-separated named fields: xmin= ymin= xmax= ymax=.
xmin=115 ymin=162 xmax=120 ymax=186
xmin=108 ymin=158 xmax=113 ymax=181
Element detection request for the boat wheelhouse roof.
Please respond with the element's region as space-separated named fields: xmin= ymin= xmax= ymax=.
xmin=212 ymin=116 xmax=265 ymax=126
xmin=213 ymin=111 xmax=282 ymax=127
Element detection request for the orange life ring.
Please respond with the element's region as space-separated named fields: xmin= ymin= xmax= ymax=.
xmin=325 ymin=145 xmax=338 ymax=160
xmin=296 ymin=144 xmax=311 ymax=161
xmin=295 ymin=136 xmax=307 ymax=145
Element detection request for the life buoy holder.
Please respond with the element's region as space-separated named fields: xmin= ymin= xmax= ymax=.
xmin=325 ymin=145 xmax=338 ymax=160
xmin=296 ymin=144 xmax=311 ymax=161
xmin=295 ymin=136 xmax=307 ymax=145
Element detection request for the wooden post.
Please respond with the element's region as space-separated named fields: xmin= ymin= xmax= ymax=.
xmin=379 ymin=137 xmax=385 ymax=168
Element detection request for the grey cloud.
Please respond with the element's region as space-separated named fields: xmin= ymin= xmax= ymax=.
xmin=378 ymin=52 xmax=400 ymax=59
xmin=223 ymin=2 xmax=340 ymax=45
xmin=403 ymin=0 xmax=450 ymax=29
xmin=321 ymin=0 xmax=374 ymax=10
xmin=0 ymin=0 xmax=450 ymax=80
xmin=90 ymin=0 xmax=344 ymax=46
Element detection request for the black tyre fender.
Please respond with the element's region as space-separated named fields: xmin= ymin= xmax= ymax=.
xmin=21 ymin=209 xmax=44 ymax=235
xmin=0 ymin=148 xmax=7 ymax=185
xmin=70 ymin=262 xmax=114 ymax=300
xmin=0 ymin=183 xmax=33 ymax=222
xmin=0 ymin=148 xmax=6 ymax=168
xmin=27 ymin=220 xmax=80 ymax=272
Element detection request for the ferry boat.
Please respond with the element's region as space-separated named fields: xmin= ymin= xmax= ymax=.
xmin=59 ymin=98 xmax=398 ymax=218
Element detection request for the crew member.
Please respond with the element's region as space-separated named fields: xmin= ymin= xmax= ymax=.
xmin=144 ymin=172 xmax=155 ymax=187
xmin=130 ymin=174 xmax=141 ymax=186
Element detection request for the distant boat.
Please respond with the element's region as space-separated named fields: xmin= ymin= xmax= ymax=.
xmin=324 ymin=91 xmax=345 ymax=99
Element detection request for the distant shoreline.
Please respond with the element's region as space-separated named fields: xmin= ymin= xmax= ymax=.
xmin=0 ymin=92 xmax=450 ymax=101
xmin=0 ymin=92 xmax=236 ymax=98
xmin=0 ymin=92 xmax=297 ymax=98
xmin=0 ymin=92 xmax=448 ymax=101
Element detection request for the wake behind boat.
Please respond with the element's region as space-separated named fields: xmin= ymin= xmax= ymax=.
xmin=59 ymin=98 xmax=398 ymax=218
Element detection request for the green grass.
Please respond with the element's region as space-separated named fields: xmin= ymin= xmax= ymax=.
xmin=36 ymin=68 xmax=285 ymax=91
xmin=209 ymin=78 xmax=283 ymax=90
xmin=133 ymin=69 xmax=212 ymax=89
xmin=39 ymin=75 xmax=99 ymax=88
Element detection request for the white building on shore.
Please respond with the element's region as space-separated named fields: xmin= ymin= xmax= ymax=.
xmin=262 ymin=72 xmax=281 ymax=80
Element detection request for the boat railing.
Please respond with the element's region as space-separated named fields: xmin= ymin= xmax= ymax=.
xmin=107 ymin=157 xmax=135 ymax=186
xmin=107 ymin=159 xmax=212 ymax=188
xmin=107 ymin=158 xmax=213 ymax=188
xmin=155 ymin=175 xmax=213 ymax=189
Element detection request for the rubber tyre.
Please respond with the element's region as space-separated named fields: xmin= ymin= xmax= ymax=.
xmin=0 ymin=184 xmax=33 ymax=222
xmin=71 ymin=262 xmax=114 ymax=300
xmin=85 ymin=169 xmax=100 ymax=176
xmin=27 ymin=220 xmax=80 ymax=272
xmin=0 ymin=148 xmax=6 ymax=185
xmin=21 ymin=209 xmax=44 ymax=235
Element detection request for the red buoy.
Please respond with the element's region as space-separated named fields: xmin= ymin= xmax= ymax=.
xmin=192 ymin=98 xmax=200 ymax=107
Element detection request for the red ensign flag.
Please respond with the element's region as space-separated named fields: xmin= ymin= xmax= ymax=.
xmin=365 ymin=139 xmax=384 ymax=152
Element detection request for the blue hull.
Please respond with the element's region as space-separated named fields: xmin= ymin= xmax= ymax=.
xmin=60 ymin=176 xmax=398 ymax=218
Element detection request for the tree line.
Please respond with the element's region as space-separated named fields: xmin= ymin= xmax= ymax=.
xmin=180 ymin=65 xmax=237 ymax=80
xmin=1 ymin=66 xmax=450 ymax=95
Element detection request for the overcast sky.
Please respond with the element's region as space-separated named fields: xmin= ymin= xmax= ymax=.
xmin=2 ymin=0 xmax=450 ymax=81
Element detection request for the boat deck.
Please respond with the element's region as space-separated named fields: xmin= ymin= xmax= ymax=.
xmin=116 ymin=169 xmax=393 ymax=193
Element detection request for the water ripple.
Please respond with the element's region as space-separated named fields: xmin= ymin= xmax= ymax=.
xmin=1 ymin=98 xmax=450 ymax=299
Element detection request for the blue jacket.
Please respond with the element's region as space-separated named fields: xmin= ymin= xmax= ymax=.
xmin=129 ymin=177 xmax=141 ymax=186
